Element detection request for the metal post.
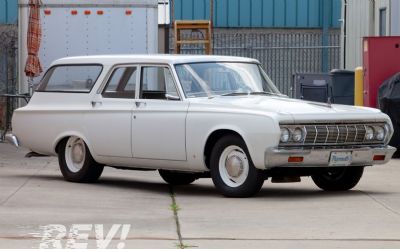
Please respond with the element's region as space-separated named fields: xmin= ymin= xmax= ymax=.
xmin=5 ymin=0 xmax=9 ymax=23
xmin=170 ymin=0 xmax=174 ymax=24
xmin=209 ymin=0 xmax=213 ymax=54
xmin=322 ymin=0 xmax=331 ymax=72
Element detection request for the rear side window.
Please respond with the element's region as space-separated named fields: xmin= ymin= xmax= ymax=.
xmin=38 ymin=64 xmax=102 ymax=92
xmin=102 ymin=66 xmax=137 ymax=98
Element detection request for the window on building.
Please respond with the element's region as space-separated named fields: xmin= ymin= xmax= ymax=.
xmin=379 ymin=8 xmax=387 ymax=36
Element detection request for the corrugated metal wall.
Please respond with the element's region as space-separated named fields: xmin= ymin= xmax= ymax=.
xmin=174 ymin=0 xmax=341 ymax=28
xmin=0 ymin=0 xmax=18 ymax=24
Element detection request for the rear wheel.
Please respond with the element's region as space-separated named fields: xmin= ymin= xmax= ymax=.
xmin=159 ymin=170 xmax=198 ymax=185
xmin=210 ymin=135 xmax=264 ymax=197
xmin=311 ymin=166 xmax=364 ymax=191
xmin=58 ymin=136 xmax=104 ymax=183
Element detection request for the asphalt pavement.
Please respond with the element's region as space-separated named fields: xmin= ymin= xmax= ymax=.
xmin=0 ymin=143 xmax=399 ymax=249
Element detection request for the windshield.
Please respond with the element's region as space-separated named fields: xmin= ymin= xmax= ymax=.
xmin=174 ymin=62 xmax=281 ymax=98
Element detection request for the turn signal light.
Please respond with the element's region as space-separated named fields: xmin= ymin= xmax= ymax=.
xmin=373 ymin=155 xmax=385 ymax=161
xmin=288 ymin=156 xmax=304 ymax=163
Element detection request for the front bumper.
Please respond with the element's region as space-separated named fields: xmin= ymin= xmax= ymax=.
xmin=5 ymin=133 xmax=19 ymax=147
xmin=265 ymin=146 xmax=396 ymax=168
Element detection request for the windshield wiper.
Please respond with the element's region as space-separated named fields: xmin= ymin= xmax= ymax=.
xmin=219 ymin=92 xmax=250 ymax=96
xmin=219 ymin=91 xmax=286 ymax=97
xmin=249 ymin=91 xmax=279 ymax=96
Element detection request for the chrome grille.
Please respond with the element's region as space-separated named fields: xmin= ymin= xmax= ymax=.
xmin=304 ymin=125 xmax=316 ymax=144
xmin=315 ymin=126 xmax=328 ymax=143
xmin=326 ymin=125 xmax=339 ymax=143
xmin=306 ymin=124 xmax=363 ymax=145
xmin=355 ymin=125 xmax=366 ymax=142
xmin=280 ymin=122 xmax=386 ymax=147
xmin=346 ymin=125 xmax=357 ymax=142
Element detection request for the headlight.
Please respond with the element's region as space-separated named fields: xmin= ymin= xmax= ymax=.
xmin=280 ymin=128 xmax=290 ymax=143
xmin=365 ymin=126 xmax=374 ymax=140
xmin=384 ymin=123 xmax=391 ymax=140
xmin=292 ymin=127 xmax=304 ymax=142
xmin=374 ymin=126 xmax=385 ymax=141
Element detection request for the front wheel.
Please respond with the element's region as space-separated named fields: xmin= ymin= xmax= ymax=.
xmin=210 ymin=135 xmax=264 ymax=197
xmin=311 ymin=166 xmax=364 ymax=191
xmin=58 ymin=136 xmax=104 ymax=183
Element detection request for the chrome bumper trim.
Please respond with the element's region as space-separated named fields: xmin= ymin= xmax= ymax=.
xmin=5 ymin=134 xmax=20 ymax=147
xmin=265 ymin=146 xmax=396 ymax=168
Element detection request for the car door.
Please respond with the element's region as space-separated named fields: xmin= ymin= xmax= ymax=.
xmin=84 ymin=65 xmax=137 ymax=158
xmin=132 ymin=65 xmax=189 ymax=161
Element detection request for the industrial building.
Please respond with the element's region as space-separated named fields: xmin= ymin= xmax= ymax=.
xmin=342 ymin=0 xmax=400 ymax=70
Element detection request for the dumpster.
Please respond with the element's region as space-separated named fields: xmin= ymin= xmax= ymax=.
xmin=363 ymin=36 xmax=400 ymax=108
xmin=330 ymin=69 xmax=355 ymax=105
xmin=292 ymin=73 xmax=331 ymax=102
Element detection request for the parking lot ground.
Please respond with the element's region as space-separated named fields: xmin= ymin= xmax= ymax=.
xmin=1 ymin=142 xmax=400 ymax=249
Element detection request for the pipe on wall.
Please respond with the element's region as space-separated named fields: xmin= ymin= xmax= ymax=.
xmin=5 ymin=0 xmax=9 ymax=22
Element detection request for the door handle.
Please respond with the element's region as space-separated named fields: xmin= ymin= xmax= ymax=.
xmin=91 ymin=101 xmax=102 ymax=107
xmin=135 ymin=101 xmax=146 ymax=107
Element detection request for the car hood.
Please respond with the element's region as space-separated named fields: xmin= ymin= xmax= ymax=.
xmin=188 ymin=95 xmax=385 ymax=122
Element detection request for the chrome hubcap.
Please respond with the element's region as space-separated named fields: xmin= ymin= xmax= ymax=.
xmin=225 ymin=155 xmax=244 ymax=178
xmin=65 ymin=137 xmax=86 ymax=173
xmin=72 ymin=143 xmax=84 ymax=164
xmin=219 ymin=145 xmax=249 ymax=187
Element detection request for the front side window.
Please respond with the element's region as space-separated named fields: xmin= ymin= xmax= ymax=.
xmin=102 ymin=67 xmax=137 ymax=98
xmin=175 ymin=62 xmax=281 ymax=98
xmin=38 ymin=65 xmax=102 ymax=92
xmin=140 ymin=66 xmax=180 ymax=100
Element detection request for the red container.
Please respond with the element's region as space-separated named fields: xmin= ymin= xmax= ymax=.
xmin=363 ymin=36 xmax=400 ymax=108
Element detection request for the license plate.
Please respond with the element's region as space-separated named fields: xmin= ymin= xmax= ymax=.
xmin=329 ymin=151 xmax=352 ymax=166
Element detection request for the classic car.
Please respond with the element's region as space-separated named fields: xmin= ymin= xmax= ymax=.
xmin=7 ymin=55 xmax=396 ymax=197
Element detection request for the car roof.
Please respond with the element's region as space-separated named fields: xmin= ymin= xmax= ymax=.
xmin=51 ymin=54 xmax=260 ymax=66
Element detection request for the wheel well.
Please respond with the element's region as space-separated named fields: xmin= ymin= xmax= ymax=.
xmin=55 ymin=137 xmax=69 ymax=154
xmin=203 ymin=129 xmax=244 ymax=169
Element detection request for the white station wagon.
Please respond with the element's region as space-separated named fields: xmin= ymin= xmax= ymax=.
xmin=8 ymin=55 xmax=396 ymax=197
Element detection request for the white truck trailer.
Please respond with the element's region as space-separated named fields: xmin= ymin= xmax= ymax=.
xmin=18 ymin=0 xmax=158 ymax=94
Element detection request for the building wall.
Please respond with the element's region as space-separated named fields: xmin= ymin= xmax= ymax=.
xmin=342 ymin=0 xmax=373 ymax=70
xmin=342 ymin=0 xmax=395 ymax=70
xmin=0 ymin=0 xmax=18 ymax=24
xmin=374 ymin=0 xmax=391 ymax=36
xmin=1 ymin=0 xmax=342 ymax=28
xmin=391 ymin=0 xmax=400 ymax=35
xmin=173 ymin=0 xmax=341 ymax=28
